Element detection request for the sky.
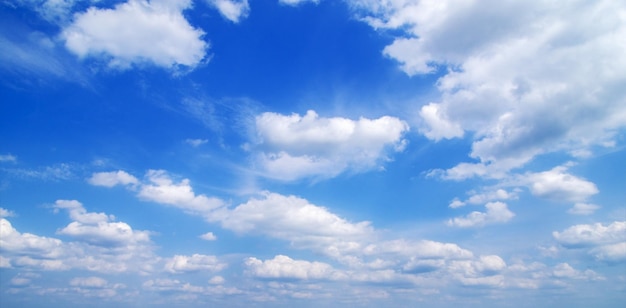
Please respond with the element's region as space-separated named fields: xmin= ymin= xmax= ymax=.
xmin=0 ymin=0 xmax=625 ymax=307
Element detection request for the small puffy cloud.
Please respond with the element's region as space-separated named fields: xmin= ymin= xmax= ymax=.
xmin=447 ymin=202 xmax=515 ymax=228
xmin=568 ymin=203 xmax=601 ymax=216
xmin=88 ymin=171 xmax=138 ymax=187
xmin=62 ymin=0 xmax=208 ymax=69
xmin=552 ymin=263 xmax=603 ymax=280
xmin=69 ymin=276 xmax=108 ymax=288
xmin=254 ymin=110 xmax=408 ymax=180
xmin=199 ymin=232 xmax=217 ymax=241
xmin=0 ymin=154 xmax=17 ymax=163
xmin=279 ymin=0 xmax=319 ymax=6
xmin=0 ymin=208 xmax=15 ymax=218
xmin=418 ymin=103 xmax=464 ymax=141
xmin=164 ymin=254 xmax=227 ymax=273
xmin=522 ymin=166 xmax=598 ymax=202
xmin=208 ymin=276 xmax=225 ymax=284
xmin=185 ymin=138 xmax=208 ymax=147
xmin=245 ymin=255 xmax=339 ymax=280
xmin=138 ymin=170 xmax=225 ymax=215
xmin=53 ymin=200 xmax=151 ymax=246
xmin=206 ymin=0 xmax=250 ymax=23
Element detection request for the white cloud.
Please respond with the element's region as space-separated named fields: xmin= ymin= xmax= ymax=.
xmin=568 ymin=203 xmax=601 ymax=216
xmin=215 ymin=192 xmax=373 ymax=243
xmin=254 ymin=110 xmax=408 ymax=180
xmin=447 ymin=202 xmax=515 ymax=228
xmin=62 ymin=0 xmax=208 ymax=69
xmin=354 ymin=0 xmax=626 ymax=175
xmin=164 ymin=254 xmax=227 ymax=273
xmin=53 ymin=200 xmax=151 ymax=246
xmin=69 ymin=276 xmax=108 ymax=288
xmin=0 ymin=218 xmax=65 ymax=259
xmin=245 ymin=255 xmax=339 ymax=280
xmin=553 ymin=221 xmax=626 ymax=248
xmin=0 ymin=208 xmax=15 ymax=218
xmin=206 ymin=0 xmax=250 ymax=23
xmin=138 ymin=170 xmax=225 ymax=216
xmin=88 ymin=170 xmax=139 ymax=187
xmin=199 ymin=232 xmax=217 ymax=241
xmin=0 ymin=154 xmax=17 ymax=162
xmin=279 ymin=0 xmax=319 ymax=6
xmin=185 ymin=138 xmax=208 ymax=147
xmin=521 ymin=166 xmax=599 ymax=202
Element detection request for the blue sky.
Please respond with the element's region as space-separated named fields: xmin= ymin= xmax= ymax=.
xmin=1 ymin=0 xmax=625 ymax=306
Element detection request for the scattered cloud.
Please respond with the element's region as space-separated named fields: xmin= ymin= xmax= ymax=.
xmin=279 ymin=0 xmax=320 ymax=6
xmin=164 ymin=254 xmax=227 ymax=274
xmin=245 ymin=255 xmax=340 ymax=280
xmin=447 ymin=202 xmax=515 ymax=228
xmin=185 ymin=138 xmax=209 ymax=147
xmin=206 ymin=0 xmax=250 ymax=23
xmin=253 ymin=110 xmax=408 ymax=180
xmin=520 ymin=166 xmax=599 ymax=203
xmin=0 ymin=154 xmax=17 ymax=162
xmin=554 ymin=221 xmax=626 ymax=263
xmin=88 ymin=170 xmax=139 ymax=187
xmin=0 ymin=207 xmax=15 ymax=218
xmin=62 ymin=0 xmax=208 ymax=69
xmin=199 ymin=232 xmax=217 ymax=241
xmin=568 ymin=203 xmax=601 ymax=216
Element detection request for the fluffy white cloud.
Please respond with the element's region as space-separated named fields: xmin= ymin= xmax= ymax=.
xmin=53 ymin=200 xmax=151 ymax=246
xmin=353 ymin=0 xmax=626 ymax=175
xmin=447 ymin=202 xmax=515 ymax=228
xmin=164 ymin=254 xmax=227 ymax=273
xmin=62 ymin=0 xmax=208 ymax=69
xmin=554 ymin=221 xmax=626 ymax=263
xmin=206 ymin=0 xmax=250 ymax=23
xmin=245 ymin=255 xmax=339 ymax=280
xmin=0 ymin=218 xmax=65 ymax=260
xmin=521 ymin=166 xmax=598 ymax=202
xmin=553 ymin=221 xmax=626 ymax=248
xmin=88 ymin=171 xmax=138 ymax=187
xmin=254 ymin=110 xmax=408 ymax=180
xmin=215 ymin=192 xmax=373 ymax=243
xmin=199 ymin=232 xmax=217 ymax=241
xmin=0 ymin=208 xmax=15 ymax=218
xmin=138 ymin=170 xmax=225 ymax=216
xmin=568 ymin=203 xmax=601 ymax=216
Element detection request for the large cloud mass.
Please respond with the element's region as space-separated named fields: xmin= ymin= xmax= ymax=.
xmin=352 ymin=0 xmax=626 ymax=175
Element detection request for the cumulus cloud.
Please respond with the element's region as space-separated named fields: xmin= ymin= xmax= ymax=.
xmin=254 ymin=110 xmax=408 ymax=180
xmin=245 ymin=255 xmax=339 ymax=280
xmin=568 ymin=203 xmax=601 ymax=216
xmin=554 ymin=221 xmax=626 ymax=263
xmin=447 ymin=202 xmax=515 ymax=228
xmin=88 ymin=170 xmax=138 ymax=187
xmin=521 ymin=166 xmax=599 ymax=202
xmin=53 ymin=200 xmax=151 ymax=247
xmin=185 ymin=138 xmax=208 ymax=147
xmin=69 ymin=276 xmax=108 ymax=288
xmin=138 ymin=170 xmax=225 ymax=216
xmin=164 ymin=254 xmax=226 ymax=273
xmin=62 ymin=0 xmax=208 ymax=69
xmin=0 ymin=218 xmax=65 ymax=260
xmin=0 ymin=208 xmax=15 ymax=218
xmin=199 ymin=232 xmax=217 ymax=241
xmin=206 ymin=0 xmax=250 ymax=23
xmin=353 ymin=0 xmax=626 ymax=176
